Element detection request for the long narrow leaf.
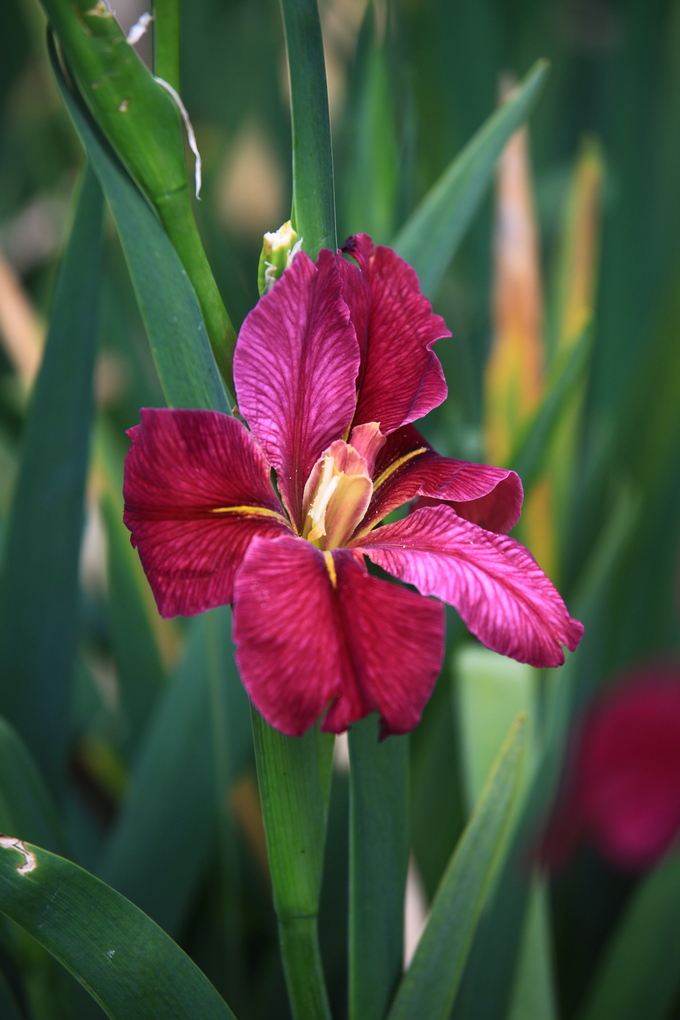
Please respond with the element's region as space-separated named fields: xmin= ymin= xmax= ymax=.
xmin=97 ymin=427 xmax=167 ymax=757
xmin=0 ymin=717 xmax=69 ymax=857
xmin=509 ymin=326 xmax=593 ymax=494
xmin=0 ymin=839 xmax=237 ymax=1019
xmin=0 ymin=167 xmax=103 ymax=784
xmin=100 ymin=607 xmax=250 ymax=937
xmin=388 ymin=716 xmax=527 ymax=1020
xmin=49 ymin=38 xmax=231 ymax=413
xmin=452 ymin=498 xmax=638 ymax=1020
xmin=348 ymin=717 xmax=409 ymax=1020
xmin=578 ymin=846 xmax=680 ymax=1020
xmin=393 ymin=60 xmax=548 ymax=297
xmin=280 ymin=0 xmax=336 ymax=255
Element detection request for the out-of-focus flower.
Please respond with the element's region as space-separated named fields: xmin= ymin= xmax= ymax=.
xmin=543 ymin=666 xmax=680 ymax=870
xmin=123 ymin=234 xmax=582 ymax=738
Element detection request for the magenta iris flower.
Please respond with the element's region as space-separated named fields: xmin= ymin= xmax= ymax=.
xmin=123 ymin=234 xmax=583 ymax=737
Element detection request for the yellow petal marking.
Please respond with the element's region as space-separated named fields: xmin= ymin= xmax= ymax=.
xmin=323 ymin=550 xmax=337 ymax=588
xmin=372 ymin=447 xmax=427 ymax=492
xmin=210 ymin=505 xmax=288 ymax=521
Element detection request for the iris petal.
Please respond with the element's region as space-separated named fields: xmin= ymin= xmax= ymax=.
xmin=234 ymin=249 xmax=359 ymax=530
xmin=232 ymin=536 xmax=444 ymax=736
xmin=123 ymin=408 xmax=290 ymax=617
xmin=339 ymin=234 xmax=449 ymax=433
xmin=358 ymin=505 xmax=583 ymax=667
xmin=361 ymin=423 xmax=523 ymax=535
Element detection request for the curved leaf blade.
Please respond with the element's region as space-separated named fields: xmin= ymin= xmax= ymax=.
xmin=392 ymin=60 xmax=549 ymax=297
xmin=348 ymin=717 xmax=409 ymax=1020
xmin=100 ymin=607 xmax=250 ymax=938
xmin=388 ymin=716 xmax=527 ymax=1020
xmin=280 ymin=0 xmax=336 ymax=256
xmin=0 ymin=167 xmax=103 ymax=784
xmin=0 ymin=839 xmax=237 ymax=1020
xmin=578 ymin=846 xmax=680 ymax=1020
xmin=0 ymin=716 xmax=69 ymax=857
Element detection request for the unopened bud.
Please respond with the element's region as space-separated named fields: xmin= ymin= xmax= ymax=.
xmin=257 ymin=221 xmax=301 ymax=295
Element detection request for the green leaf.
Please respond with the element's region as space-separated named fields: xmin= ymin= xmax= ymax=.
xmin=348 ymin=717 xmax=409 ymax=1020
xmin=280 ymin=0 xmax=336 ymax=256
xmin=509 ymin=326 xmax=594 ymax=495
xmin=152 ymin=0 xmax=181 ymax=91
xmin=100 ymin=607 xmax=250 ymax=938
xmin=0 ymin=716 xmax=69 ymax=858
xmin=342 ymin=33 xmax=398 ymax=242
xmin=251 ymin=711 xmax=334 ymax=1020
xmin=0 ymin=166 xmax=104 ymax=784
xmin=0 ymin=839 xmax=237 ymax=1019
xmin=455 ymin=646 xmax=536 ymax=811
xmin=0 ymin=967 xmax=23 ymax=1020
xmin=453 ymin=655 xmax=560 ymax=1020
xmin=578 ymin=846 xmax=680 ymax=1020
xmin=451 ymin=496 xmax=640 ymax=1020
xmin=97 ymin=427 xmax=166 ymax=756
xmin=508 ymin=882 xmax=558 ymax=1020
xmin=392 ymin=60 xmax=549 ymax=297
xmin=49 ymin=39 xmax=232 ymax=413
xmin=388 ymin=716 xmax=527 ymax=1020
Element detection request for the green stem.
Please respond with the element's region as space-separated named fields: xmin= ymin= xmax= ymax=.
xmin=279 ymin=0 xmax=336 ymax=256
xmin=152 ymin=0 xmax=180 ymax=90
xmin=278 ymin=917 xmax=333 ymax=1020
xmin=251 ymin=709 xmax=333 ymax=1020
xmin=349 ymin=716 xmax=409 ymax=1020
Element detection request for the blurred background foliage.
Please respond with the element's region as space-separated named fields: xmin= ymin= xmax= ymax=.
xmin=0 ymin=0 xmax=679 ymax=1018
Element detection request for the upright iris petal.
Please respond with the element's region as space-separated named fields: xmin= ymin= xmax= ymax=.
xmin=301 ymin=440 xmax=373 ymax=549
xmin=123 ymin=235 xmax=583 ymax=738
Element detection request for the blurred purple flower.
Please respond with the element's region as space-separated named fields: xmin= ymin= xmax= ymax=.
xmin=123 ymin=234 xmax=582 ymax=737
xmin=543 ymin=665 xmax=680 ymax=870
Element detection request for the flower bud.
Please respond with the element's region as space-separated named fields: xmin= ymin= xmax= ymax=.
xmin=257 ymin=221 xmax=301 ymax=295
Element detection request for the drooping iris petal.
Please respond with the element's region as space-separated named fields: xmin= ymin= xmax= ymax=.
xmin=123 ymin=408 xmax=290 ymax=617
xmin=361 ymin=423 xmax=523 ymax=535
xmin=357 ymin=505 xmax=583 ymax=667
xmin=323 ymin=551 xmax=445 ymax=737
xmin=338 ymin=234 xmax=449 ymax=433
xmin=232 ymin=535 xmax=358 ymax=735
xmin=232 ymin=536 xmax=444 ymax=737
xmin=234 ymin=249 xmax=359 ymax=529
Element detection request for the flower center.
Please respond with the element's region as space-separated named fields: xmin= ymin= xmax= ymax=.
xmin=301 ymin=440 xmax=373 ymax=550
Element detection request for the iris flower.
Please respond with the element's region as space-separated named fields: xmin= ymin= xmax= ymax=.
xmin=123 ymin=235 xmax=582 ymax=737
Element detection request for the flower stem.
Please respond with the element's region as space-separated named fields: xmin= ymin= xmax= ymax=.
xmin=251 ymin=709 xmax=334 ymax=1020
xmin=278 ymin=916 xmax=332 ymax=1020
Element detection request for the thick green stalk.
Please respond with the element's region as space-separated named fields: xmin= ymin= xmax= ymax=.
xmin=278 ymin=917 xmax=333 ymax=1020
xmin=279 ymin=0 xmax=336 ymax=256
xmin=251 ymin=710 xmax=334 ymax=1020
xmin=153 ymin=0 xmax=180 ymax=91
xmin=349 ymin=718 xmax=409 ymax=1020
xmin=251 ymin=6 xmax=337 ymax=1017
